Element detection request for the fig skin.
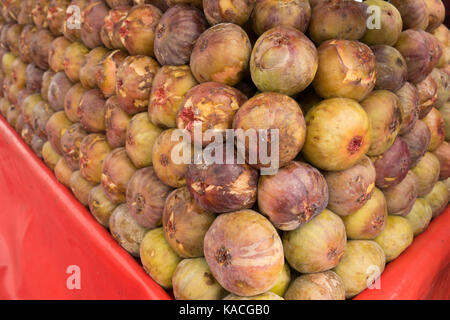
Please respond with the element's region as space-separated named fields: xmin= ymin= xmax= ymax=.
xmin=101 ymin=147 xmax=137 ymax=204
xmin=405 ymin=198 xmax=433 ymax=236
xmin=30 ymin=28 xmax=54 ymax=70
xmin=390 ymin=0 xmax=429 ymax=30
xmin=204 ymin=0 xmax=254 ymax=26
xmin=79 ymin=47 xmax=109 ymax=89
xmin=6 ymin=104 xmax=20 ymax=128
xmin=224 ymin=292 xmax=283 ymax=300
xmin=47 ymin=0 xmax=70 ymax=36
xmin=21 ymin=123 xmax=34 ymax=146
xmin=177 ymin=82 xmax=247 ymax=147
xmin=148 ymin=65 xmax=197 ymax=128
xmin=411 ymin=152 xmax=441 ymax=197
xmin=88 ymin=185 xmax=117 ymax=228
xmin=109 ymin=204 xmax=149 ymax=257
xmin=106 ymin=0 xmax=133 ymax=8
xmin=422 ymin=107 xmax=445 ymax=152
xmin=424 ymin=0 xmax=445 ymax=32
xmin=54 ymin=157 xmax=74 ymax=188
xmin=166 ymin=0 xmax=202 ymax=8
xmin=60 ymin=123 xmax=88 ymax=170
xmin=203 ymin=209 xmax=284 ymax=297
xmin=101 ymin=6 xmax=130 ymax=49
xmin=251 ymin=0 xmax=310 ymax=36
xmin=333 ymin=240 xmax=385 ymax=298
xmin=1 ymin=51 xmax=15 ymax=77
xmin=269 ymin=262 xmax=291 ymax=297
xmin=383 ymin=171 xmax=419 ymax=217
xmin=416 ymin=73 xmax=438 ymax=119
xmin=118 ymin=4 xmax=162 ymax=56
xmin=325 ymin=156 xmax=376 ymax=217
xmin=371 ymin=137 xmax=411 ymax=190
xmin=362 ymin=90 xmax=403 ymax=156
xmin=154 ymin=4 xmax=207 ymax=66
xmin=96 ymin=49 xmax=128 ymax=98
xmin=48 ymin=72 xmax=72 ymax=112
xmin=5 ymin=23 xmax=23 ymax=57
xmin=250 ymin=26 xmax=317 ymax=96
xmin=10 ymin=58 xmax=26 ymax=89
xmin=283 ymin=209 xmax=347 ymax=273
xmin=45 ymin=111 xmax=73 ymax=155
xmin=313 ymin=40 xmax=376 ymax=101
xmin=258 ymin=161 xmax=328 ymax=231
xmin=31 ymin=0 xmax=50 ymax=32
xmin=441 ymin=102 xmax=450 ymax=141
xmin=17 ymin=0 xmax=34 ymax=25
xmin=79 ymin=134 xmax=112 ymax=183
xmin=42 ymin=141 xmax=62 ymax=169
xmin=31 ymin=101 xmax=54 ymax=139
xmin=433 ymin=141 xmax=450 ymax=180
xmin=49 ymin=36 xmax=71 ymax=73
xmin=190 ymin=23 xmax=251 ymax=86
xmin=172 ymin=258 xmax=227 ymax=300
xmin=140 ymin=227 xmax=182 ymax=289
xmin=284 ymin=271 xmax=345 ymax=301
xmin=105 ymin=95 xmax=131 ymax=148
xmin=21 ymin=94 xmax=43 ymax=127
xmin=372 ymin=45 xmax=408 ymax=92
xmin=0 ymin=97 xmax=9 ymax=116
xmin=41 ymin=70 xmax=55 ymax=101
xmin=64 ymin=83 xmax=86 ymax=123
xmin=401 ymin=120 xmax=431 ymax=168
xmin=63 ymin=41 xmax=89 ymax=83
xmin=18 ymin=24 xmax=37 ymax=64
xmin=302 ymin=98 xmax=372 ymax=171
xmin=78 ymin=89 xmax=107 ymax=133
xmin=308 ymin=0 xmax=366 ymax=45
xmin=396 ymin=82 xmax=420 ymax=135
xmin=69 ymin=170 xmax=96 ymax=206
xmin=360 ymin=0 xmax=402 ymax=46
xmin=26 ymin=63 xmax=45 ymax=94
xmin=429 ymin=68 xmax=450 ymax=109
xmin=81 ymin=1 xmax=110 ymax=49
xmin=115 ymin=55 xmax=160 ymax=115
xmin=423 ymin=181 xmax=449 ymax=218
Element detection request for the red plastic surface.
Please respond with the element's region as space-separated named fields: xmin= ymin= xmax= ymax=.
xmin=0 ymin=115 xmax=449 ymax=300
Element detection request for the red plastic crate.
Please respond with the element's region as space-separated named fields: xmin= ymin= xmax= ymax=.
xmin=0 ymin=116 xmax=448 ymax=300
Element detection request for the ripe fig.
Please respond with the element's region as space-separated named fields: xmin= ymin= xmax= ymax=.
xmin=54 ymin=157 xmax=73 ymax=187
xmin=433 ymin=141 xmax=450 ymax=180
xmin=48 ymin=71 xmax=73 ymax=111
xmin=5 ymin=79 xmax=19 ymax=106
xmin=21 ymin=123 xmax=34 ymax=146
xmin=109 ymin=204 xmax=148 ymax=256
xmin=402 ymin=120 xmax=431 ymax=168
xmin=422 ymin=107 xmax=445 ymax=151
xmin=49 ymin=37 xmax=71 ymax=73
xmin=204 ymin=209 xmax=284 ymax=297
xmin=47 ymin=0 xmax=69 ymax=36
xmin=302 ymin=98 xmax=372 ymax=171
xmin=423 ymin=181 xmax=449 ymax=218
xmin=42 ymin=141 xmax=62 ymax=169
xmin=372 ymin=45 xmax=408 ymax=92
xmin=313 ymin=40 xmax=376 ymax=101
xmin=25 ymin=63 xmax=45 ymax=93
xmin=0 ymin=97 xmax=9 ymax=116
xmin=429 ymin=68 xmax=450 ymax=109
xmin=284 ymin=271 xmax=345 ymax=301
xmin=41 ymin=70 xmax=55 ymax=101
xmin=224 ymin=292 xmax=283 ymax=300
xmin=166 ymin=0 xmax=202 ymax=8
xmin=17 ymin=0 xmax=34 ymax=25
xmin=172 ymin=258 xmax=227 ymax=300
xmin=283 ymin=209 xmax=346 ymax=273
xmin=69 ymin=170 xmax=96 ymax=206
xmin=96 ymin=49 xmax=127 ymax=98
xmin=5 ymin=23 xmax=23 ymax=57
xmin=441 ymin=102 xmax=450 ymax=140
xmin=140 ymin=227 xmax=181 ymax=288
xmin=5 ymin=104 xmax=19 ymax=127
xmin=81 ymin=1 xmax=109 ymax=48
xmin=88 ymin=185 xmax=117 ymax=228
xmin=31 ymin=0 xmax=50 ymax=29
xmin=31 ymin=101 xmax=54 ymax=138
xmin=383 ymin=171 xmax=419 ymax=217
xmin=416 ymin=74 xmax=438 ymax=118
xmin=60 ymin=123 xmax=87 ymax=170
xmin=424 ymin=0 xmax=445 ymax=32
xmin=21 ymin=94 xmax=43 ymax=126
xmin=79 ymin=47 xmax=108 ymax=89
xmin=190 ymin=23 xmax=251 ymax=86
xmin=106 ymin=0 xmax=133 ymax=8
xmin=63 ymin=41 xmax=89 ymax=83
xmin=63 ymin=83 xmax=86 ymax=123
xmin=269 ymin=262 xmax=291 ymax=297
xmin=10 ymin=58 xmax=26 ymax=89
xmin=18 ymin=24 xmax=37 ymax=63
xmin=78 ymin=89 xmax=106 ymax=133
xmin=411 ymin=152 xmax=441 ymax=196
xmin=405 ymin=198 xmax=432 ymax=236
xmin=105 ymin=96 xmax=131 ymax=148
xmin=45 ymin=111 xmax=73 ymax=155
xmin=154 ymin=4 xmax=207 ymax=66
xmin=1 ymin=51 xmax=15 ymax=77
xmin=390 ymin=0 xmax=429 ymax=30
xmin=101 ymin=6 xmax=130 ymax=49
xmin=333 ymin=240 xmax=385 ymax=298
xmin=30 ymin=28 xmax=54 ymax=70
xmin=396 ymin=82 xmax=420 ymax=135
xmin=79 ymin=134 xmax=112 ymax=183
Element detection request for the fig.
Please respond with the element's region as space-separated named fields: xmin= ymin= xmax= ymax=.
xmin=101 ymin=6 xmax=130 ymax=49
xmin=79 ymin=134 xmax=112 ymax=183
xmin=411 ymin=152 xmax=441 ymax=196
xmin=31 ymin=101 xmax=54 ymax=138
xmin=109 ymin=204 xmax=148 ymax=257
xmin=433 ymin=141 xmax=450 ymax=180
xmin=25 ymin=63 xmax=45 ymax=93
xmin=313 ymin=40 xmax=376 ymax=101
xmin=21 ymin=123 xmax=34 ymax=146
xmin=106 ymin=0 xmax=133 ymax=8
xmin=48 ymin=72 xmax=73 ymax=112
xmin=224 ymin=292 xmax=284 ymax=300
xmin=371 ymin=137 xmax=411 ymax=190
xmin=118 ymin=4 xmax=162 ymax=56
xmin=79 ymin=47 xmax=109 ymax=89
xmin=148 ymin=65 xmax=197 ymax=128
xmin=63 ymin=83 xmax=85 ymax=123
xmin=284 ymin=271 xmax=345 ymax=301
xmin=372 ymin=45 xmax=408 ymax=92
xmin=78 ymin=89 xmax=106 ymax=133
xmin=166 ymin=0 xmax=202 ymax=8
xmin=63 ymin=41 xmax=89 ymax=83
xmin=62 ymin=0 xmax=88 ymax=42
xmin=302 ymin=98 xmax=372 ymax=171
xmin=49 ymin=36 xmax=72 ymax=73
xmin=17 ymin=0 xmax=34 ymax=25
xmin=3 ymin=0 xmax=21 ymax=21
xmin=177 ymin=82 xmax=247 ymax=147
xmin=396 ymin=82 xmax=420 ymax=135
xmin=105 ymin=96 xmax=131 ymax=148
xmin=441 ymin=102 xmax=450 ymax=140
xmin=308 ymin=0 xmax=366 ymax=44
xmin=18 ymin=24 xmax=37 ymax=64
xmin=101 ymin=147 xmax=137 ymax=203
xmin=416 ymin=74 xmax=438 ymax=118
xmin=31 ymin=134 xmax=44 ymax=158
xmin=115 ymin=55 xmax=160 ymax=115
xmin=384 ymin=171 xmax=419 ymax=217
xmin=42 ymin=141 xmax=61 ymax=169
xmin=402 ymin=120 xmax=431 ymax=168
xmin=390 ymin=0 xmax=429 ymax=30
xmin=5 ymin=23 xmax=22 ymax=56
xmin=96 ymin=49 xmax=127 ymax=98
xmin=17 ymin=89 xmax=36 ymax=115
xmin=81 ymin=1 xmax=109 ymax=48
xmin=5 ymin=79 xmax=19 ymax=105
xmin=204 ymin=0 xmax=253 ymax=25
xmin=251 ymin=0 xmax=310 ymax=36
xmin=54 ymin=157 xmax=73 ymax=187
xmin=154 ymin=4 xmax=207 ymax=66
xmin=422 ymin=107 xmax=445 ymax=151
xmin=162 ymin=187 xmax=215 ymax=257
xmin=374 ymin=215 xmax=414 ymax=262
xmin=88 ymin=185 xmax=117 ymax=228
xmin=0 ymin=97 xmax=9 ymax=116
xmin=41 ymin=70 xmax=55 ymax=101
xmin=69 ymin=170 xmax=96 ymax=205
xmin=423 ymin=181 xmax=449 ymax=218
xmin=360 ymin=0 xmax=402 ymax=46
xmin=45 ymin=111 xmax=73 ymax=155
xmin=362 ymin=90 xmax=403 ymax=156
xmin=10 ymin=58 xmax=26 ymax=89
xmin=405 ymin=198 xmax=433 ymax=236
xmin=1 ymin=51 xmax=15 ymax=77
xmin=203 ymin=209 xmax=284 ymax=297
xmin=333 ymin=240 xmax=385 ymax=298
xmin=31 ymin=0 xmax=50 ymax=29
xmin=190 ymin=23 xmax=251 ymax=86
xmin=172 ymin=258 xmax=226 ymax=300
xmin=5 ymin=104 xmax=19 ymax=127
xmin=429 ymin=68 xmax=450 ymax=109
xmin=424 ymin=0 xmax=445 ymax=32
xmin=60 ymin=123 xmax=87 ymax=170
xmin=47 ymin=0 xmax=70 ymax=36
xmin=30 ymin=28 xmax=54 ymax=70
xmin=283 ymin=209 xmax=346 ymax=273
xmin=269 ymin=262 xmax=291 ymax=297
xmin=21 ymin=93 xmax=43 ymax=125
xmin=140 ymin=227 xmax=181 ymax=289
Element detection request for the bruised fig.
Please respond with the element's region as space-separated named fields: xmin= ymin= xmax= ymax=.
xmin=42 ymin=141 xmax=61 ymax=169
xmin=78 ymin=89 xmax=106 ymax=133
xmin=109 ymin=204 xmax=148 ymax=257
xmin=30 ymin=28 xmax=54 ymax=70
xmin=372 ymin=45 xmax=408 ymax=92
xmin=48 ymin=71 xmax=73 ymax=111
xmin=64 ymin=83 xmax=86 ymax=123
xmin=31 ymin=0 xmax=50 ymax=29
xmin=258 ymin=161 xmax=328 ymax=230
xmin=49 ymin=36 xmax=71 ymax=73
xmin=162 ymin=187 xmax=215 ymax=257
xmin=383 ymin=171 xmax=419 ymax=216
xmin=374 ymin=215 xmax=413 ymax=262
xmin=224 ymin=292 xmax=283 ymax=300
xmin=402 ymin=120 xmax=431 ymax=168
xmin=405 ymin=198 xmax=432 ymax=236
xmin=190 ymin=23 xmax=251 ymax=86
xmin=54 ymin=157 xmax=73 ymax=187
xmin=101 ymin=6 xmax=130 ymax=49
xmin=423 ymin=181 xmax=449 ymax=218
xmin=390 ymin=0 xmax=429 ymax=30
xmin=126 ymin=167 xmax=172 ymax=228
xmin=411 ymin=152 xmax=441 ymax=197
xmin=18 ymin=25 xmax=37 ymax=64
xmin=333 ymin=240 xmax=385 ymax=298
xmin=416 ymin=74 xmax=438 ymax=118
xmin=32 ymin=101 xmax=54 ymax=138
xmin=325 ymin=156 xmax=376 ymax=217
xmin=96 ymin=49 xmax=127 ymax=98
xmin=88 ymin=185 xmax=117 ymax=228
xmin=397 ymin=82 xmax=420 ymax=135
xmin=172 ymin=258 xmax=226 ymax=300
xmin=283 ymin=209 xmax=346 ymax=273
xmin=422 ymin=107 xmax=445 ymax=151
xmin=45 ymin=111 xmax=73 ymax=155
xmin=79 ymin=134 xmax=112 ymax=183
xmin=25 ymin=63 xmax=45 ymax=93
xmin=47 ymin=0 xmax=69 ymax=36
xmin=60 ymin=123 xmax=87 ymax=170
xmin=63 ymin=41 xmax=89 ymax=83
xmin=313 ymin=40 xmax=376 ymax=101
xmin=371 ymin=137 xmax=411 ymax=190
xmin=302 ymin=98 xmax=372 ymax=171
xmin=81 ymin=1 xmax=109 ymax=48
xmin=69 ymin=170 xmax=96 ymax=205
xmin=424 ymin=0 xmax=445 ymax=32
xmin=79 ymin=47 xmax=109 ymax=89
xmin=203 ymin=209 xmax=284 ymax=296
xmin=101 ymin=147 xmax=137 ymax=203
xmin=41 ymin=70 xmax=55 ymax=101
xmin=105 ymin=96 xmax=131 ymax=148
xmin=154 ymin=4 xmax=207 ymax=66
xmin=284 ymin=271 xmax=345 ymax=301
xmin=433 ymin=141 xmax=450 ymax=180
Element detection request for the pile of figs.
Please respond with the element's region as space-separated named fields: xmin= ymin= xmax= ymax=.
xmin=0 ymin=0 xmax=448 ymax=301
